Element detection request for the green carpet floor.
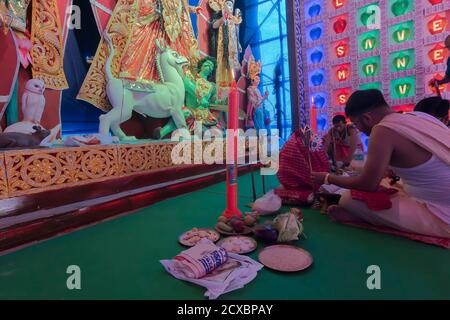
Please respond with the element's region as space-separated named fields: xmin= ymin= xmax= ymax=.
xmin=0 ymin=172 xmax=448 ymax=300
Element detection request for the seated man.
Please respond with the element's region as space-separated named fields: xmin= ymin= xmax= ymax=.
xmin=275 ymin=128 xmax=330 ymax=204
xmin=312 ymin=89 xmax=450 ymax=238
xmin=323 ymin=114 xmax=365 ymax=169
xmin=414 ymin=97 xmax=449 ymax=127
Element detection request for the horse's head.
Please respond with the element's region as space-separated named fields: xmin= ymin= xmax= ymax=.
xmin=156 ymin=39 xmax=189 ymax=75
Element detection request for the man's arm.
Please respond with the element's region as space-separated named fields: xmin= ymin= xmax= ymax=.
xmin=322 ymin=130 xmax=332 ymax=155
xmin=312 ymin=126 xmax=394 ymax=192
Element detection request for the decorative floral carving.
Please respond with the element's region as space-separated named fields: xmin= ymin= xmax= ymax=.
xmin=1 ymin=140 xmax=231 ymax=199
xmin=21 ymin=154 xmax=61 ymax=188
xmin=0 ymin=154 xmax=8 ymax=199
xmin=81 ymin=150 xmax=112 ymax=179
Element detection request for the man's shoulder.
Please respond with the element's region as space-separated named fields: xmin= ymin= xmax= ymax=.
xmin=371 ymin=125 xmax=400 ymax=141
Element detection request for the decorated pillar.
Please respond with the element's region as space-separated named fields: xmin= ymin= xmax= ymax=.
xmin=286 ymin=0 xmax=307 ymax=131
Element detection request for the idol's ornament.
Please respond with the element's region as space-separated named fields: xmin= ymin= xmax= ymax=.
xmin=0 ymin=0 xmax=30 ymax=34
xmin=0 ymin=1 xmax=32 ymax=69
xmin=208 ymin=0 xmax=243 ymax=88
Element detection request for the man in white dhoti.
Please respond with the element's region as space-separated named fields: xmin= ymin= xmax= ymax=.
xmin=311 ymin=89 xmax=450 ymax=238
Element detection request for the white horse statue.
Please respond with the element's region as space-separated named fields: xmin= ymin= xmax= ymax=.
xmin=100 ymin=31 xmax=189 ymax=141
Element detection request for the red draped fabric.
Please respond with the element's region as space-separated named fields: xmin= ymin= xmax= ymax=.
xmin=89 ymin=0 xmax=117 ymax=34
xmin=0 ymin=32 xmax=20 ymax=126
xmin=275 ymin=129 xmax=330 ymax=204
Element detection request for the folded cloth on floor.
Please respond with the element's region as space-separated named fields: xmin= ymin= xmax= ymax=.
xmin=172 ymin=239 xmax=228 ymax=279
xmin=351 ymin=187 xmax=399 ymax=211
xmin=161 ymin=239 xmax=264 ymax=299
xmin=253 ymin=190 xmax=282 ymax=214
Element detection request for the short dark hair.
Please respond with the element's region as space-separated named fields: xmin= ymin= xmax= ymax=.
xmin=414 ymin=97 xmax=449 ymax=119
xmin=345 ymin=89 xmax=389 ymax=117
xmin=332 ymin=114 xmax=346 ymax=124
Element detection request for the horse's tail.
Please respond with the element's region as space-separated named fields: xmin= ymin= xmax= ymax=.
xmin=102 ymin=30 xmax=124 ymax=111
xmin=103 ymin=30 xmax=115 ymax=83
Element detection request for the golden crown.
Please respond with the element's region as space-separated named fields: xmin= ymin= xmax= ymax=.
xmin=248 ymin=56 xmax=262 ymax=82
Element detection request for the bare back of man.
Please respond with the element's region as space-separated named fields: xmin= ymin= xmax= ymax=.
xmin=375 ymin=126 xmax=432 ymax=169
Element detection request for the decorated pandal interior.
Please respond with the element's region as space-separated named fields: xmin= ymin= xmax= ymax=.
xmin=0 ymin=0 xmax=449 ymax=300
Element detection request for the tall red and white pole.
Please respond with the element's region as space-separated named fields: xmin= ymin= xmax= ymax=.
xmin=222 ymin=79 xmax=242 ymax=219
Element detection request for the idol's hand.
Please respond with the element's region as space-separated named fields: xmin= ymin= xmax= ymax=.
xmin=311 ymin=172 xmax=328 ymax=185
xmin=195 ymin=7 xmax=202 ymax=14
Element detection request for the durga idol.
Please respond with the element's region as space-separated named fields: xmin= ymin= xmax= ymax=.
xmin=78 ymin=0 xmax=200 ymax=110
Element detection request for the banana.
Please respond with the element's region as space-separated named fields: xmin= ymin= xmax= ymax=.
xmin=216 ymin=222 xmax=234 ymax=232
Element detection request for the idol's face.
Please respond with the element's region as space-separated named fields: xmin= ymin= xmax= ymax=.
xmin=252 ymin=76 xmax=260 ymax=87
xmin=201 ymin=61 xmax=214 ymax=76
xmin=225 ymin=1 xmax=234 ymax=12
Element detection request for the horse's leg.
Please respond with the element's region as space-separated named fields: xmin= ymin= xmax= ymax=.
xmin=154 ymin=120 xmax=176 ymax=140
xmin=155 ymin=108 xmax=191 ymax=139
xmin=99 ymin=108 xmax=120 ymax=136
xmin=169 ymin=106 xmax=188 ymax=130
xmin=110 ymin=106 xmax=136 ymax=141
